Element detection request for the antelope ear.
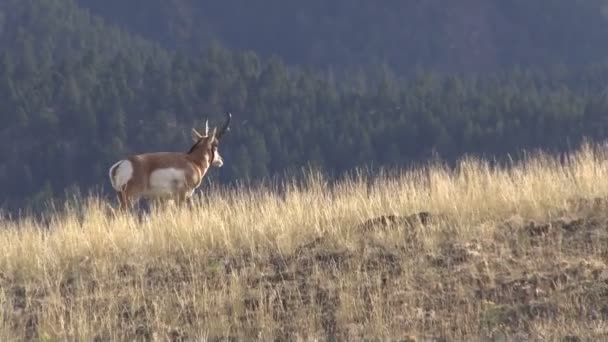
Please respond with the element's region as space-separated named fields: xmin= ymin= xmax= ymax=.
xmin=191 ymin=128 xmax=203 ymax=142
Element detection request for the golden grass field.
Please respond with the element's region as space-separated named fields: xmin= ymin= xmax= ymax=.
xmin=3 ymin=143 xmax=608 ymax=340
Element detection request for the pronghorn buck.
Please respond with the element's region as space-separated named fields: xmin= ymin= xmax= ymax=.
xmin=108 ymin=112 xmax=232 ymax=210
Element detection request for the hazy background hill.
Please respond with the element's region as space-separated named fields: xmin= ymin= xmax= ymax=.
xmin=76 ymin=0 xmax=608 ymax=72
xmin=2 ymin=0 xmax=608 ymax=210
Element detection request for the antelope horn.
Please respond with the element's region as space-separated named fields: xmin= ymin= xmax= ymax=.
xmin=216 ymin=112 xmax=232 ymax=140
xmin=191 ymin=128 xmax=203 ymax=140
xmin=205 ymin=118 xmax=209 ymax=136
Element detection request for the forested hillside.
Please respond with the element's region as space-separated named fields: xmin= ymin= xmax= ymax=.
xmin=2 ymin=0 xmax=608 ymax=210
xmin=76 ymin=0 xmax=608 ymax=71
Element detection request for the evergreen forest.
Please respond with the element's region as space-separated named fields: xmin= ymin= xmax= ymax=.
xmin=2 ymin=0 xmax=608 ymax=210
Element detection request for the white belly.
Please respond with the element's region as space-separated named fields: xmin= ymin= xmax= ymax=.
xmin=144 ymin=168 xmax=187 ymax=198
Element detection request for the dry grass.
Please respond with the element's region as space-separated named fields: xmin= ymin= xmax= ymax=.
xmin=2 ymin=142 xmax=608 ymax=340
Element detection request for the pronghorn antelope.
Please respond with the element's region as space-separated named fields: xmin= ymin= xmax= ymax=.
xmin=108 ymin=112 xmax=232 ymax=210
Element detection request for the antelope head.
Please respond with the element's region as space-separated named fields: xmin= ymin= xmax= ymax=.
xmin=189 ymin=112 xmax=232 ymax=168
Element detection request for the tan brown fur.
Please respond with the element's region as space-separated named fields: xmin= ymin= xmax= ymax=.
xmin=109 ymin=113 xmax=231 ymax=210
xmin=116 ymin=146 xmax=213 ymax=209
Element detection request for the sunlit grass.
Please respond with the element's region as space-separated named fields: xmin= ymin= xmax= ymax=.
xmin=2 ymin=142 xmax=608 ymax=340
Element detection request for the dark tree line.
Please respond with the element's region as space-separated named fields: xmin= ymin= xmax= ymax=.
xmin=2 ymin=0 xmax=608 ymax=211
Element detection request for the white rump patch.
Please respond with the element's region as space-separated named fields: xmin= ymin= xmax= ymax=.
xmin=146 ymin=168 xmax=187 ymax=197
xmin=109 ymin=160 xmax=133 ymax=191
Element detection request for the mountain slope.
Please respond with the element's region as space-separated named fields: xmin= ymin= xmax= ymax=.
xmin=76 ymin=0 xmax=608 ymax=72
xmin=3 ymin=0 xmax=608 ymax=212
xmin=0 ymin=0 xmax=168 ymax=64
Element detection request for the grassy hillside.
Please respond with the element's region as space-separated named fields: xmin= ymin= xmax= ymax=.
xmin=1 ymin=143 xmax=608 ymax=340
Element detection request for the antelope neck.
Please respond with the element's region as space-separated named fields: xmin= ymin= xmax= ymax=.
xmin=186 ymin=150 xmax=212 ymax=171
